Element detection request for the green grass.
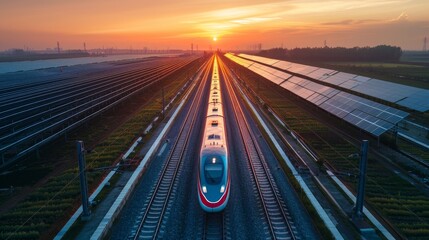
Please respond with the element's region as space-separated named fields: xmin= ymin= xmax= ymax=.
xmin=291 ymin=56 xmax=429 ymax=89
xmin=401 ymin=51 xmax=429 ymax=63
xmin=324 ymin=61 xmax=429 ymax=89
xmin=330 ymin=62 xmax=425 ymax=68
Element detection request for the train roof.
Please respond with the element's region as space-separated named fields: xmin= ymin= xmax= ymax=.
xmin=202 ymin=114 xmax=226 ymax=148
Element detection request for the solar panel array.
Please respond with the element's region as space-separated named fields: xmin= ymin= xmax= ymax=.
xmin=225 ymin=53 xmax=292 ymax=85
xmin=225 ymin=53 xmax=409 ymax=137
xmin=224 ymin=53 xmax=254 ymax=68
xmin=320 ymin=92 xmax=408 ymax=136
xmin=238 ymin=53 xmax=429 ymax=112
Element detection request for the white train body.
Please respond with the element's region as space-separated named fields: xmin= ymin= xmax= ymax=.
xmin=198 ymin=56 xmax=230 ymax=212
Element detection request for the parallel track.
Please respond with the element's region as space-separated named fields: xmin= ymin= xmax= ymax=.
xmin=130 ymin=57 xmax=213 ymax=239
xmin=219 ymin=59 xmax=298 ymax=240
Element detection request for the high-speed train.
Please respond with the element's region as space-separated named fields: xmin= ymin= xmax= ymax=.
xmin=198 ymin=56 xmax=230 ymax=212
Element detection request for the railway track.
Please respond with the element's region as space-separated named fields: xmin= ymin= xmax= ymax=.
xmin=0 ymin=56 xmax=198 ymax=168
xmin=130 ymin=57 xmax=213 ymax=239
xmin=203 ymin=213 xmax=225 ymax=240
xmin=220 ymin=59 xmax=299 ymax=240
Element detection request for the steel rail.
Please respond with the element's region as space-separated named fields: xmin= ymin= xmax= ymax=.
xmin=220 ymin=59 xmax=297 ymax=240
xmin=132 ymin=57 xmax=214 ymax=239
xmin=203 ymin=213 xmax=224 ymax=240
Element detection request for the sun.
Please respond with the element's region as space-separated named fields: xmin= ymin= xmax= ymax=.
xmin=213 ymin=36 xmax=217 ymax=42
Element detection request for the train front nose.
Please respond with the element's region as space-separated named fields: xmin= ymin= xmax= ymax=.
xmin=199 ymin=149 xmax=229 ymax=211
xmin=203 ymin=185 xmax=225 ymax=202
xmin=198 ymin=184 xmax=228 ymax=212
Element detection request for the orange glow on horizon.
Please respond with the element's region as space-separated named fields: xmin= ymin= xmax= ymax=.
xmin=1 ymin=1 xmax=429 ymax=50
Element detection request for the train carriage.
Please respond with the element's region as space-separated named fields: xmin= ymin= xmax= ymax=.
xmin=198 ymin=56 xmax=230 ymax=212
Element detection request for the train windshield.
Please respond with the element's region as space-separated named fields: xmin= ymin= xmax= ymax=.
xmin=204 ymin=156 xmax=224 ymax=184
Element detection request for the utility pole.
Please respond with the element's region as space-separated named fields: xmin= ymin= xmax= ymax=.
xmin=162 ymin=87 xmax=165 ymax=119
xmin=354 ymin=140 xmax=369 ymax=220
xmin=84 ymin=42 xmax=87 ymax=52
xmin=424 ymin=37 xmax=427 ymax=52
xmin=77 ymin=141 xmax=91 ymax=220
xmin=57 ymin=41 xmax=60 ymax=54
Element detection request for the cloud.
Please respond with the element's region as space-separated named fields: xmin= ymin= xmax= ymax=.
xmin=322 ymin=19 xmax=379 ymax=26
xmin=390 ymin=12 xmax=409 ymax=22
xmin=230 ymin=17 xmax=281 ymax=25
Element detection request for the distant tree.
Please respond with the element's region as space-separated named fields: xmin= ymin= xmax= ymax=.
xmin=259 ymin=45 xmax=402 ymax=62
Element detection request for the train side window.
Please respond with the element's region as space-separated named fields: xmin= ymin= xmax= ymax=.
xmin=211 ymin=120 xmax=218 ymax=126
xmin=213 ymin=107 xmax=218 ymax=112
xmin=208 ymin=134 xmax=220 ymax=140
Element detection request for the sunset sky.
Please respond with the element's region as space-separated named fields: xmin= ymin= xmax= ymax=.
xmin=1 ymin=0 xmax=428 ymax=51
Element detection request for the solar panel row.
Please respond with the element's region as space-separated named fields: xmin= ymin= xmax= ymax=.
xmin=224 ymin=53 xmax=254 ymax=68
xmin=238 ymin=53 xmax=429 ymax=112
xmin=225 ymin=53 xmax=409 ymax=137
xmin=225 ymin=53 xmax=291 ymax=85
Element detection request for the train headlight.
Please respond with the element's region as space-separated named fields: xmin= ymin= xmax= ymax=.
xmin=202 ymin=186 xmax=207 ymax=193
xmin=220 ymin=185 xmax=225 ymax=193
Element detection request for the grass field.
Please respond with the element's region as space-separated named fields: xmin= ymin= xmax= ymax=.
xmin=330 ymin=62 xmax=425 ymax=68
xmin=289 ymin=50 xmax=429 ymax=89
xmin=401 ymin=51 xmax=429 ymax=63
xmin=323 ymin=61 xmax=429 ymax=89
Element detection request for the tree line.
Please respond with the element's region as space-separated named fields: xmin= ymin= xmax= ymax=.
xmin=258 ymin=45 xmax=402 ymax=62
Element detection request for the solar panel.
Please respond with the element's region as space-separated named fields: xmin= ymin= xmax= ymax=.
xmin=225 ymin=53 xmax=410 ymax=136
xmin=249 ymin=63 xmax=285 ymax=85
xmin=320 ymin=92 xmax=408 ymax=136
xmin=396 ymin=90 xmax=429 ymax=112
xmin=226 ymin=53 xmax=255 ymax=68
xmin=293 ymin=65 xmax=319 ymax=75
xmin=272 ymin=60 xmax=293 ymax=70
xmin=238 ymin=54 xmax=279 ymax=65
xmin=322 ymin=72 xmax=356 ymax=86
xmin=353 ymin=75 xmax=371 ymax=83
xmin=307 ymin=93 xmax=329 ymax=105
xmin=339 ymin=79 xmax=360 ymax=89
xmin=235 ymin=53 xmax=429 ymax=112
xmin=307 ymin=68 xmax=337 ymax=80
xmin=273 ymin=71 xmax=292 ymax=80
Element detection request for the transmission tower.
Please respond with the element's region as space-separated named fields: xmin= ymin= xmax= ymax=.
xmin=424 ymin=37 xmax=427 ymax=52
